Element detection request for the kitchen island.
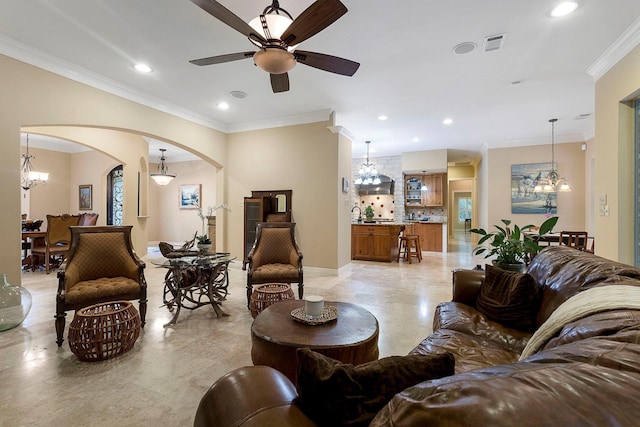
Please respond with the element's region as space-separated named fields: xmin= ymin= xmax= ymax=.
xmin=351 ymin=223 xmax=405 ymax=262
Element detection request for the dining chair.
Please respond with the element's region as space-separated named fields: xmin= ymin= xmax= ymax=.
xmin=31 ymin=214 xmax=81 ymax=273
xmin=559 ymin=231 xmax=589 ymax=251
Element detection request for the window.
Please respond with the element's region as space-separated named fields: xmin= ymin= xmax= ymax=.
xmin=458 ymin=197 xmax=472 ymax=222
xmin=107 ymin=165 xmax=123 ymax=225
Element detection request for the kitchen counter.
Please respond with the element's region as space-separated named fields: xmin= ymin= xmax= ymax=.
xmin=351 ymin=224 xmax=404 ymax=262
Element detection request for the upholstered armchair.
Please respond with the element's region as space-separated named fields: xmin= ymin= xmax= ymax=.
xmin=247 ymin=222 xmax=303 ymax=308
xmin=78 ymin=212 xmax=99 ymax=225
xmin=31 ymin=214 xmax=81 ymax=273
xmin=55 ymin=226 xmax=147 ymax=346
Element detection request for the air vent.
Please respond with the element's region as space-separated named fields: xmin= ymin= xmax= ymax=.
xmin=575 ymin=113 xmax=591 ymax=120
xmin=484 ymin=33 xmax=506 ymax=52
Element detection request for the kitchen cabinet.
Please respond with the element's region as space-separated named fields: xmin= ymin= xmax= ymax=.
xmin=404 ymin=173 xmax=445 ymax=207
xmin=351 ymin=224 xmax=403 ymax=262
xmin=413 ymin=222 xmax=443 ymax=252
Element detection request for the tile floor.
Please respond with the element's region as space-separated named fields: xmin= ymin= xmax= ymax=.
xmin=1 ymin=232 xmax=476 ymax=426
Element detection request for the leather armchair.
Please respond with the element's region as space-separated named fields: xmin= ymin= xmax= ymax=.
xmin=246 ymin=222 xmax=303 ymax=308
xmin=55 ymin=225 xmax=147 ymax=346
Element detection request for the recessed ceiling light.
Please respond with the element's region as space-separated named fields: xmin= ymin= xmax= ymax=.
xmin=377 ymin=115 xmax=388 ymax=121
xmin=134 ymin=63 xmax=152 ymax=73
xmin=443 ymin=118 xmax=453 ymax=125
xmin=412 ymin=137 xmax=420 ymax=142
xmin=551 ymin=1 xmax=579 ymax=17
xmin=217 ymin=102 xmax=230 ymax=110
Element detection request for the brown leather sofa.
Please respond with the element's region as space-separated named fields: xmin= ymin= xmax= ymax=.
xmin=194 ymin=246 xmax=640 ymax=426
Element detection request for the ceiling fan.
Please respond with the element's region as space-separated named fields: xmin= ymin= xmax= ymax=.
xmin=189 ymin=0 xmax=360 ymax=93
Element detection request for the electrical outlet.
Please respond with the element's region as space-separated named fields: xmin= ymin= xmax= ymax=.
xmin=599 ymin=205 xmax=606 ymax=216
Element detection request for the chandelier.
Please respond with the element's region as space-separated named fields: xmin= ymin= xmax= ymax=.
xmin=534 ymin=118 xmax=571 ymax=193
xmin=20 ymin=134 xmax=49 ymax=191
xmin=354 ymin=141 xmax=381 ymax=185
xmin=150 ymin=148 xmax=176 ymax=186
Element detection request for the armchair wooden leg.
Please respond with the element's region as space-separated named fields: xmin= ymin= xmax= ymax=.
xmin=55 ymin=312 xmax=66 ymax=347
xmin=246 ymin=285 xmax=253 ymax=309
xmin=139 ymin=299 xmax=147 ymax=328
xmin=298 ymin=282 xmax=303 ymax=300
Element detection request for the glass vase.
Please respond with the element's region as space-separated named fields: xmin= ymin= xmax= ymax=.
xmin=0 ymin=273 xmax=32 ymax=332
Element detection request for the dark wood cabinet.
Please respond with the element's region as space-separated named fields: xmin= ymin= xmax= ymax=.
xmin=243 ymin=190 xmax=293 ymax=269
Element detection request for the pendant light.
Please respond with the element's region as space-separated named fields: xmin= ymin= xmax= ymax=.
xmin=150 ymin=148 xmax=176 ymax=186
xmin=534 ymin=118 xmax=571 ymax=193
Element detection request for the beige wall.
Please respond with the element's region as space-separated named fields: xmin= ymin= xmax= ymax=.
xmin=402 ymin=149 xmax=447 ymax=173
xmin=594 ymin=44 xmax=640 ymax=263
xmin=147 ymin=159 xmax=219 ymax=243
xmin=2 ymin=54 xmax=226 ymax=284
xmin=485 ymin=142 xmax=586 ymax=232
xmin=226 ymin=121 xmax=343 ymax=269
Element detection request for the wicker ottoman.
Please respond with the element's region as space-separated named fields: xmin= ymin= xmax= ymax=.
xmin=250 ymin=284 xmax=295 ymax=318
xmin=68 ymin=301 xmax=141 ymax=362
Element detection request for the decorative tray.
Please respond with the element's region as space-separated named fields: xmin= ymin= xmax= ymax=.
xmin=291 ymin=305 xmax=339 ymax=325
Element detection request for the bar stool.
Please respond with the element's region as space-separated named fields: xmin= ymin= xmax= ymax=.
xmin=398 ymin=234 xmax=422 ymax=263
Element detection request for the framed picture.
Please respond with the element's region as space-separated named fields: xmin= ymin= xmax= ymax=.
xmin=511 ymin=163 xmax=557 ymax=214
xmin=342 ymin=177 xmax=350 ymax=193
xmin=179 ymin=184 xmax=201 ymax=209
xmin=79 ymin=185 xmax=92 ymax=210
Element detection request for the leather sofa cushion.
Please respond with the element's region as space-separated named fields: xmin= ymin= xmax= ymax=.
xmin=528 ymin=246 xmax=640 ymax=326
xmin=294 ymin=348 xmax=454 ymax=427
xmin=476 ymin=264 xmax=540 ymax=331
xmin=410 ymin=329 xmax=520 ymax=374
xmin=434 ymin=302 xmax=532 ymax=354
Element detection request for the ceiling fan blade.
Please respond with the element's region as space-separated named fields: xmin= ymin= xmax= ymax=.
xmin=280 ymin=0 xmax=347 ymax=46
xmin=270 ymin=73 xmax=290 ymax=93
xmin=294 ymin=50 xmax=360 ymax=76
xmin=189 ymin=52 xmax=255 ymax=66
xmin=190 ymin=0 xmax=266 ymax=44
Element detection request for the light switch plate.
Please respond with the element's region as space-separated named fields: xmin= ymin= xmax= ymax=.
xmin=598 ymin=194 xmax=607 ymax=205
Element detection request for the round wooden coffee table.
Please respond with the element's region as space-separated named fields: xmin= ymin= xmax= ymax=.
xmin=251 ymin=300 xmax=379 ymax=383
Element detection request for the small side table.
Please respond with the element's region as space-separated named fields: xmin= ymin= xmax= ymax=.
xmin=68 ymin=301 xmax=141 ymax=362
xmin=251 ymin=300 xmax=379 ymax=383
xmin=250 ymin=283 xmax=295 ymax=318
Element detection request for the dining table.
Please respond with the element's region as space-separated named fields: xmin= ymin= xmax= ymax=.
xmin=21 ymin=230 xmax=46 ymax=270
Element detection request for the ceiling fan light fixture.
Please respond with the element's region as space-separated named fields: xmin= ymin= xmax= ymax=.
xmin=249 ymin=13 xmax=293 ymax=42
xmin=253 ymin=48 xmax=296 ymax=74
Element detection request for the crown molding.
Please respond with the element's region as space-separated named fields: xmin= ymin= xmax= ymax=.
xmin=0 ymin=34 xmax=330 ymax=136
xmin=586 ymin=16 xmax=640 ymax=81
xmin=225 ymin=109 xmax=332 ymax=133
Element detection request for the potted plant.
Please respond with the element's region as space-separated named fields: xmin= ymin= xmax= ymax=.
xmin=470 ymin=216 xmax=558 ymax=272
xmin=196 ymin=234 xmax=212 ymax=252
xmin=364 ymin=206 xmax=375 ymax=222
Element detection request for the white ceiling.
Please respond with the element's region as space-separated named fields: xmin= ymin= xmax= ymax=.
xmin=5 ymin=0 xmax=640 ymax=163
